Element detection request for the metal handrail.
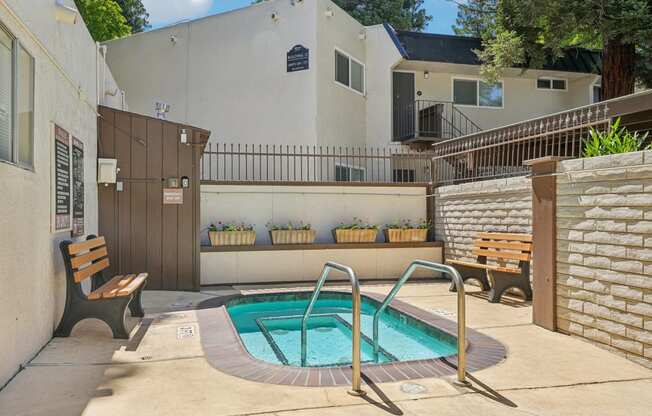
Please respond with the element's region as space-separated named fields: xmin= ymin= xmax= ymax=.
xmin=301 ymin=262 xmax=364 ymax=396
xmin=372 ymin=260 xmax=470 ymax=386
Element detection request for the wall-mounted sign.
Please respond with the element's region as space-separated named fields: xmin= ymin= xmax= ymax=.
xmin=163 ymin=188 xmax=183 ymax=205
xmin=71 ymin=137 xmax=85 ymax=237
xmin=53 ymin=125 xmax=71 ymax=232
xmin=287 ymin=44 xmax=309 ymax=72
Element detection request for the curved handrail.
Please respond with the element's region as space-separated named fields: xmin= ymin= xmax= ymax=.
xmin=372 ymin=260 xmax=470 ymax=385
xmin=301 ymin=262 xmax=364 ymax=395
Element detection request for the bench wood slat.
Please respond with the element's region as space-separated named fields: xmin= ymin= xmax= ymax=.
xmin=118 ymin=273 xmax=148 ymax=297
xmin=73 ymin=258 xmax=110 ymax=283
xmin=473 ymin=248 xmax=531 ymax=262
xmin=477 ymin=232 xmax=532 ymax=242
xmin=87 ymin=275 xmax=125 ymax=300
xmin=70 ymin=247 xmax=108 ymax=269
xmin=447 ymin=259 xmax=521 ymax=274
xmin=474 ymin=240 xmax=532 ymax=251
xmin=68 ymin=237 xmax=106 ymax=255
xmin=88 ymin=274 xmax=137 ymax=299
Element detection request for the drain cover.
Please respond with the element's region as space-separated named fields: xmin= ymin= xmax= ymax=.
xmin=271 ymin=329 xmax=289 ymax=336
xmin=400 ymin=382 xmax=428 ymax=394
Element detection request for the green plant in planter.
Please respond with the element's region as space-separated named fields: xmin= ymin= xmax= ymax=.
xmin=334 ymin=217 xmax=379 ymax=230
xmin=266 ymin=221 xmax=312 ymax=231
xmin=209 ymin=222 xmax=254 ymax=232
xmin=582 ymin=118 xmax=650 ymax=158
xmin=384 ymin=219 xmax=431 ymax=230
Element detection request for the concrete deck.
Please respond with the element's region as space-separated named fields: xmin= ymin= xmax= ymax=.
xmin=1 ymin=281 xmax=650 ymax=416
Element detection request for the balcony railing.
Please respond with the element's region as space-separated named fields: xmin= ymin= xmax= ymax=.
xmin=201 ymin=143 xmax=436 ymax=184
xmin=393 ymin=100 xmax=482 ymax=143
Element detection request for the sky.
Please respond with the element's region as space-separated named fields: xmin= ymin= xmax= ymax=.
xmin=142 ymin=0 xmax=459 ymax=34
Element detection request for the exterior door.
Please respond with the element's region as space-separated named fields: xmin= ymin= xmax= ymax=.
xmin=393 ymin=72 xmax=415 ymax=141
xmin=97 ymin=107 xmax=210 ymax=291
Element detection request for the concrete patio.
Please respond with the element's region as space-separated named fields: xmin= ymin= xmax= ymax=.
xmin=0 ymin=280 xmax=650 ymax=416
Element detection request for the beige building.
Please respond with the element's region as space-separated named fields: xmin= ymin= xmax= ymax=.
xmin=0 ymin=0 xmax=124 ymax=387
xmin=104 ymin=0 xmax=602 ymax=149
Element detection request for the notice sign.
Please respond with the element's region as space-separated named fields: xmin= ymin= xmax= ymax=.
xmin=54 ymin=125 xmax=71 ymax=232
xmin=71 ymin=137 xmax=85 ymax=237
xmin=287 ymin=44 xmax=309 ymax=72
xmin=163 ymin=188 xmax=183 ymax=205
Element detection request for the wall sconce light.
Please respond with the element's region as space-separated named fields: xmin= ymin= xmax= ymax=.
xmin=325 ymin=7 xmax=334 ymax=17
xmin=55 ymin=0 xmax=78 ymax=25
xmin=358 ymin=32 xmax=366 ymax=40
xmin=424 ymin=71 xmax=430 ymax=79
xmin=271 ymin=11 xmax=280 ymax=22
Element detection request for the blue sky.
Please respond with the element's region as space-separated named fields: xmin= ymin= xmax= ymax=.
xmin=143 ymin=0 xmax=459 ymax=34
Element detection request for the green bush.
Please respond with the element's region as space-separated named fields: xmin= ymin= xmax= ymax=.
xmin=582 ymin=118 xmax=650 ymax=158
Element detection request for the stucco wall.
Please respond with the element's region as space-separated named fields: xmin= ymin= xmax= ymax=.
xmin=433 ymin=177 xmax=532 ymax=263
xmin=556 ymin=151 xmax=652 ymax=369
xmin=0 ymin=0 xmax=101 ymax=387
xmin=200 ymin=183 xmax=429 ymax=245
xmin=403 ymin=67 xmax=599 ymax=131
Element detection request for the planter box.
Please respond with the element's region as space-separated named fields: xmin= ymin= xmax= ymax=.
xmin=333 ymin=229 xmax=378 ymax=243
xmin=270 ymin=229 xmax=316 ymax=245
xmin=384 ymin=228 xmax=428 ymax=243
xmin=209 ymin=230 xmax=256 ymax=246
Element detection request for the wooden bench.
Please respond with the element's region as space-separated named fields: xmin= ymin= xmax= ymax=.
xmin=447 ymin=232 xmax=532 ymax=303
xmin=55 ymin=235 xmax=148 ymax=339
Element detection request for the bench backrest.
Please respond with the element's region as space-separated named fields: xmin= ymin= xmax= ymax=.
xmin=473 ymin=232 xmax=532 ymax=263
xmin=65 ymin=236 xmax=110 ymax=283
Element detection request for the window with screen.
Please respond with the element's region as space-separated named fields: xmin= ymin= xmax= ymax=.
xmin=537 ymin=77 xmax=567 ymax=91
xmin=336 ymin=164 xmax=365 ymax=182
xmin=335 ymin=49 xmax=365 ymax=94
xmin=0 ymin=26 xmax=34 ymax=169
xmin=454 ymin=79 xmax=503 ymax=108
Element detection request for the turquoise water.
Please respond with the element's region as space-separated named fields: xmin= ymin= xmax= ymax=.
xmin=227 ymin=293 xmax=458 ymax=367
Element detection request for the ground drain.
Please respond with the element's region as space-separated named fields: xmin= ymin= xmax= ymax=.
xmin=400 ymin=382 xmax=428 ymax=394
xmin=315 ymin=327 xmax=334 ymax=333
xmin=271 ymin=329 xmax=289 ymax=335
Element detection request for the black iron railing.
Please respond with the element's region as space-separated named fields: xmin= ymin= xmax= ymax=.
xmin=393 ymin=100 xmax=482 ymax=142
xmin=201 ymin=143 xmax=436 ymax=184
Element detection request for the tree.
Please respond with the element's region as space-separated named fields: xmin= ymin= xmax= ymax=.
xmin=452 ymin=0 xmax=495 ymax=37
xmin=75 ymin=0 xmax=131 ymax=42
xmin=334 ymin=0 xmax=431 ymax=31
xmin=115 ymin=0 xmax=150 ymax=33
xmin=455 ymin=0 xmax=652 ymax=100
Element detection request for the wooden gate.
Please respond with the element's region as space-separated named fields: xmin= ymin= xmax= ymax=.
xmin=97 ymin=106 xmax=210 ymax=291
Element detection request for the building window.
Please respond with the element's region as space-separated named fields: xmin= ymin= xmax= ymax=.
xmin=537 ymin=77 xmax=567 ymax=91
xmin=334 ymin=49 xmax=365 ymax=94
xmin=453 ymin=78 xmax=503 ymax=108
xmin=393 ymin=169 xmax=415 ymax=183
xmin=592 ymin=80 xmax=602 ymax=103
xmin=336 ymin=164 xmax=365 ymax=182
xmin=0 ymin=25 xmax=34 ymax=169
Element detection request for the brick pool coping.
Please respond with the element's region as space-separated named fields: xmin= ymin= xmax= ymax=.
xmin=195 ymin=291 xmax=506 ymax=387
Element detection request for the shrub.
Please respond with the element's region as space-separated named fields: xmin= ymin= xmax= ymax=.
xmin=266 ymin=221 xmax=312 ymax=231
xmin=334 ymin=217 xmax=378 ymax=230
xmin=582 ymin=117 xmax=650 ymax=158
xmin=208 ymin=222 xmax=254 ymax=232
xmin=384 ymin=219 xmax=431 ymax=230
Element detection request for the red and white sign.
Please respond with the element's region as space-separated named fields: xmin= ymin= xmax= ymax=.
xmin=163 ymin=188 xmax=183 ymax=205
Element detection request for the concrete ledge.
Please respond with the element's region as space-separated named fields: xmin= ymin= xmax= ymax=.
xmin=201 ymin=241 xmax=443 ymax=252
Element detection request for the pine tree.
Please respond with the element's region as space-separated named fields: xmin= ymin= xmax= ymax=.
xmin=115 ymin=0 xmax=150 ymax=33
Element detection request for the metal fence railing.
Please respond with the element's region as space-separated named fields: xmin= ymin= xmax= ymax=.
xmin=432 ymin=101 xmax=612 ymax=186
xmin=393 ymin=100 xmax=482 ymax=143
xmin=201 ymin=143 xmax=436 ymax=184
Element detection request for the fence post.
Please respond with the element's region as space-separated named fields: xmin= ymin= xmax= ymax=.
xmin=525 ymin=156 xmax=562 ymax=331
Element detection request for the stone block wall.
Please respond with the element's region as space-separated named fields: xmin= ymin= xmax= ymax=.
xmin=434 ymin=177 xmax=532 ymax=263
xmin=556 ymin=151 xmax=652 ymax=368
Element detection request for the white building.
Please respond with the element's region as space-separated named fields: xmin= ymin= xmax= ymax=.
xmin=0 ymin=0 xmax=124 ymax=387
xmin=104 ymin=0 xmax=602 ymax=149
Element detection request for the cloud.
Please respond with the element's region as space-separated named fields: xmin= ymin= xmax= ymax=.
xmin=143 ymin=0 xmax=215 ymax=27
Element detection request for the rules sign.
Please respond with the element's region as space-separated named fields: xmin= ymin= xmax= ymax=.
xmin=287 ymin=44 xmax=309 ymax=73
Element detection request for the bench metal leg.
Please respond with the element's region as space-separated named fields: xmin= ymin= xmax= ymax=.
xmin=54 ymin=296 xmax=133 ymax=339
xmin=448 ymin=265 xmax=491 ymax=292
xmin=487 ymin=270 xmax=533 ymax=303
xmin=128 ymin=285 xmax=146 ymax=318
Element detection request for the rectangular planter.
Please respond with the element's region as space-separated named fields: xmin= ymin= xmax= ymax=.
xmin=384 ymin=229 xmax=428 ymax=243
xmin=333 ymin=229 xmax=378 ymax=243
xmin=270 ymin=229 xmax=316 ymax=245
xmin=209 ymin=230 xmax=256 ymax=246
